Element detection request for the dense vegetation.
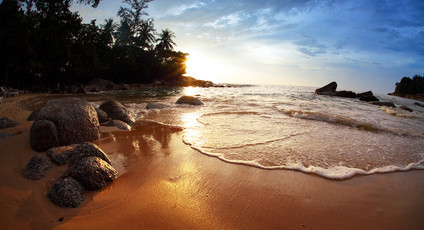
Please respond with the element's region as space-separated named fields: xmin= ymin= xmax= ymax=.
xmin=393 ymin=74 xmax=424 ymax=96
xmin=0 ymin=0 xmax=189 ymax=91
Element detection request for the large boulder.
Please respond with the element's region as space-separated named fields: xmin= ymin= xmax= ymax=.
xmin=314 ymin=82 xmax=337 ymax=94
xmin=30 ymin=120 xmax=59 ymax=152
xmin=64 ymin=156 xmax=118 ymax=190
xmin=176 ymin=96 xmax=204 ymax=105
xmin=29 ymin=98 xmax=100 ymax=150
xmin=0 ymin=116 xmax=20 ymax=129
xmin=46 ymin=145 xmax=77 ymax=166
xmin=48 ymin=177 xmax=85 ymax=208
xmin=359 ymin=95 xmax=379 ymax=102
xmin=67 ymin=142 xmax=111 ymax=168
xmin=356 ymin=91 xmax=373 ymax=98
xmin=21 ymin=155 xmax=52 ymax=180
xmin=99 ymin=100 xmax=136 ymax=125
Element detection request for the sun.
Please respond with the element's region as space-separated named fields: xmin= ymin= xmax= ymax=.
xmin=185 ymin=51 xmax=224 ymax=83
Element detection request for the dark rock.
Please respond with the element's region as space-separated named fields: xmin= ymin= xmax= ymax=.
xmin=356 ymin=91 xmax=373 ymax=98
xmin=0 ymin=116 xmax=20 ymax=129
xmin=89 ymin=78 xmax=115 ymax=91
xmin=46 ymin=145 xmax=77 ymax=166
xmin=335 ymin=91 xmax=357 ymax=98
xmin=176 ymin=96 xmax=204 ymax=105
xmin=28 ymin=108 xmax=41 ymax=121
xmin=104 ymin=120 xmax=131 ymax=131
xmin=30 ymin=120 xmax=59 ymax=152
xmin=67 ymin=142 xmax=111 ymax=168
xmin=69 ymin=85 xmax=80 ymax=94
xmin=21 ymin=155 xmax=52 ymax=180
xmin=48 ymin=177 xmax=85 ymax=208
xmin=95 ymin=108 xmax=109 ymax=123
xmin=29 ymin=98 xmax=100 ymax=148
xmin=314 ymin=82 xmax=337 ymax=94
xmin=77 ymin=85 xmax=88 ymax=94
xmin=414 ymin=102 xmax=424 ymax=108
xmin=90 ymin=85 xmax=101 ymax=92
xmin=0 ymin=132 xmax=15 ymax=139
xmin=65 ymin=156 xmax=117 ymax=190
xmin=369 ymin=101 xmax=396 ymax=107
xmin=399 ymin=106 xmax=413 ymax=112
xmin=146 ymin=102 xmax=171 ymax=110
xmin=99 ymin=100 xmax=136 ymax=125
xmin=359 ymin=95 xmax=379 ymax=102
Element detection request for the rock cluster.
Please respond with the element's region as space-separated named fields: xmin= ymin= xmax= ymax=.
xmin=99 ymin=100 xmax=136 ymax=125
xmin=22 ymin=142 xmax=118 ymax=208
xmin=176 ymin=96 xmax=204 ymax=105
xmin=0 ymin=116 xmax=21 ymax=129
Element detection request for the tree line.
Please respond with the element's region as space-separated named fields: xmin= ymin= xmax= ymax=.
xmin=0 ymin=0 xmax=188 ymax=91
xmin=393 ymin=74 xmax=424 ymax=96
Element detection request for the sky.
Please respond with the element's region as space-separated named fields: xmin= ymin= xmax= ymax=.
xmin=71 ymin=0 xmax=424 ymax=93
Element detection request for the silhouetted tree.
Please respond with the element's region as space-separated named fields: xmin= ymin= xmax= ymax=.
xmin=101 ymin=18 xmax=118 ymax=47
xmin=156 ymin=29 xmax=176 ymax=51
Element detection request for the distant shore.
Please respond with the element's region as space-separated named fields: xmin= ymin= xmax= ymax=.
xmin=1 ymin=93 xmax=424 ymax=229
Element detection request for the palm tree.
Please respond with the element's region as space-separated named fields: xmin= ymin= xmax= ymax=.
xmin=117 ymin=0 xmax=153 ymax=31
xmin=134 ymin=19 xmax=155 ymax=50
xmin=101 ymin=18 xmax=118 ymax=47
xmin=156 ymin=29 xmax=176 ymax=51
xmin=116 ymin=19 xmax=133 ymax=46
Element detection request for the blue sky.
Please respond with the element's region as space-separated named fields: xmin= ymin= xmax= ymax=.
xmin=71 ymin=0 xmax=424 ymax=93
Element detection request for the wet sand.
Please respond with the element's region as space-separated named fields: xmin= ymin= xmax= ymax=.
xmin=1 ymin=95 xmax=424 ymax=229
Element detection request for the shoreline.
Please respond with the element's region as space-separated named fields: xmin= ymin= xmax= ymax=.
xmin=1 ymin=94 xmax=424 ymax=229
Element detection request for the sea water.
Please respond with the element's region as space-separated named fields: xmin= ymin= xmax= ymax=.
xmin=98 ymin=85 xmax=424 ymax=179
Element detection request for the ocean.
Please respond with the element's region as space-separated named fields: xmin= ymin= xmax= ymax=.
xmin=89 ymin=85 xmax=424 ymax=179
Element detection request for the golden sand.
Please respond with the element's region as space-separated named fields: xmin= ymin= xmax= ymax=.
xmin=0 ymin=95 xmax=423 ymax=229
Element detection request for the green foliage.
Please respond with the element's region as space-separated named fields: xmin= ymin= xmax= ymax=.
xmin=394 ymin=74 xmax=424 ymax=95
xmin=0 ymin=0 xmax=187 ymax=90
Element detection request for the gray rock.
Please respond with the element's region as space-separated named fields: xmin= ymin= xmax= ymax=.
xmin=46 ymin=145 xmax=77 ymax=166
xmin=356 ymin=91 xmax=373 ymax=98
xmin=335 ymin=91 xmax=357 ymax=98
xmin=0 ymin=132 xmax=15 ymax=140
xmin=21 ymin=155 xmax=52 ymax=180
xmin=30 ymin=120 xmax=59 ymax=152
xmin=67 ymin=142 xmax=111 ymax=168
xmin=0 ymin=116 xmax=20 ymax=129
xmin=314 ymin=82 xmax=337 ymax=94
xmin=399 ymin=106 xmax=413 ymax=112
xmin=369 ymin=101 xmax=396 ymax=107
xmin=146 ymin=102 xmax=171 ymax=110
xmin=29 ymin=97 xmax=100 ymax=149
xmin=65 ymin=156 xmax=117 ymax=190
xmin=104 ymin=120 xmax=131 ymax=131
xmin=99 ymin=100 xmax=136 ymax=125
xmin=48 ymin=177 xmax=85 ymax=208
xmin=176 ymin=96 xmax=204 ymax=105
xmin=359 ymin=95 xmax=379 ymax=102
xmin=95 ymin=108 xmax=109 ymax=123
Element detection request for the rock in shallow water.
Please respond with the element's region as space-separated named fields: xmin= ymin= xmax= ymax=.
xmin=48 ymin=177 xmax=85 ymax=208
xmin=30 ymin=120 xmax=59 ymax=152
xmin=176 ymin=96 xmax=204 ymax=105
xmin=46 ymin=145 xmax=77 ymax=166
xmin=99 ymin=100 xmax=136 ymax=125
xmin=146 ymin=102 xmax=171 ymax=109
xmin=314 ymin=82 xmax=337 ymax=94
xmin=0 ymin=116 xmax=20 ymax=129
xmin=103 ymin=120 xmax=131 ymax=130
xmin=65 ymin=156 xmax=118 ymax=190
xmin=21 ymin=155 xmax=52 ymax=180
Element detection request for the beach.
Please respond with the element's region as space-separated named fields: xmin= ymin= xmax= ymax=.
xmin=1 ymin=94 xmax=424 ymax=230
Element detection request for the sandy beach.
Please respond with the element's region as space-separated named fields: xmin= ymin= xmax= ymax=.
xmin=1 ymin=94 xmax=424 ymax=230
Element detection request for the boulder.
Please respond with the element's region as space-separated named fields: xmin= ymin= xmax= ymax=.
xmin=30 ymin=120 xmax=59 ymax=152
xmin=95 ymin=108 xmax=109 ymax=123
xmin=48 ymin=177 xmax=85 ymax=208
xmin=104 ymin=120 xmax=131 ymax=131
xmin=356 ymin=91 xmax=373 ymax=98
xmin=89 ymin=78 xmax=115 ymax=91
xmin=64 ymin=156 xmax=118 ymax=190
xmin=29 ymin=97 xmax=100 ymax=149
xmin=28 ymin=108 xmax=41 ymax=121
xmin=46 ymin=145 xmax=77 ymax=166
xmin=176 ymin=96 xmax=204 ymax=105
xmin=68 ymin=85 xmax=80 ymax=94
xmin=146 ymin=102 xmax=171 ymax=110
xmin=67 ymin=142 xmax=111 ymax=168
xmin=77 ymin=85 xmax=88 ymax=94
xmin=335 ymin=91 xmax=357 ymax=98
xmin=99 ymin=100 xmax=136 ymax=125
xmin=399 ymin=106 xmax=413 ymax=112
xmin=21 ymin=155 xmax=52 ymax=180
xmin=0 ymin=116 xmax=21 ymax=129
xmin=314 ymin=82 xmax=337 ymax=94
xmin=359 ymin=95 xmax=379 ymax=102
xmin=369 ymin=101 xmax=396 ymax=107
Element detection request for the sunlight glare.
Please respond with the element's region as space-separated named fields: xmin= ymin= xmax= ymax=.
xmin=185 ymin=51 xmax=224 ymax=82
